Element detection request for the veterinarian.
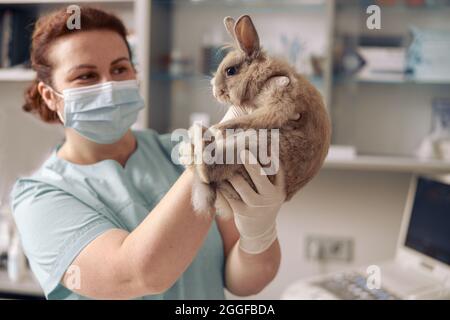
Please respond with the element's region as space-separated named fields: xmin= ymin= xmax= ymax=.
xmin=10 ymin=7 xmax=286 ymax=300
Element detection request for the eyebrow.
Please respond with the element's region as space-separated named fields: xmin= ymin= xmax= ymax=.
xmin=110 ymin=57 xmax=130 ymax=65
xmin=67 ymin=64 xmax=96 ymax=74
xmin=67 ymin=57 xmax=130 ymax=73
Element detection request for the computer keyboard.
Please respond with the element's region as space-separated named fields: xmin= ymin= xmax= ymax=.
xmin=312 ymin=272 xmax=400 ymax=300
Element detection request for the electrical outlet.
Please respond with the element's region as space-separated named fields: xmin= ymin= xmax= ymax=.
xmin=305 ymin=235 xmax=354 ymax=262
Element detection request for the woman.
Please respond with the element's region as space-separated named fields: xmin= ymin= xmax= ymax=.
xmin=10 ymin=7 xmax=284 ymax=300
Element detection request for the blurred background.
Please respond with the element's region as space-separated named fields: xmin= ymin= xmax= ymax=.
xmin=0 ymin=0 xmax=449 ymax=299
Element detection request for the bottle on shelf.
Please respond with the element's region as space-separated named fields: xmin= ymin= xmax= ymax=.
xmin=416 ymin=98 xmax=450 ymax=161
xmin=0 ymin=204 xmax=11 ymax=269
xmin=7 ymin=231 xmax=27 ymax=283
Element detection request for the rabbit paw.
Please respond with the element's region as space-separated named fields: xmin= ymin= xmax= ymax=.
xmin=195 ymin=126 xmax=223 ymax=184
xmin=192 ymin=176 xmax=216 ymax=214
xmin=196 ymin=164 xmax=210 ymax=184
xmin=180 ymin=123 xmax=218 ymax=184
xmin=178 ymin=140 xmax=194 ymax=167
xmin=179 ymin=122 xmax=207 ymax=167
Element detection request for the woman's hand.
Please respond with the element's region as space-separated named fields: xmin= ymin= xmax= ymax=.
xmin=215 ymin=149 xmax=284 ymax=296
xmin=217 ymin=149 xmax=286 ymax=254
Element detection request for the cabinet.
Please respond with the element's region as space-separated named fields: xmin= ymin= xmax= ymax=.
xmin=148 ymin=0 xmax=450 ymax=173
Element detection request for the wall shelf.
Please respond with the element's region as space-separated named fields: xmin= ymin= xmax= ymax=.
xmin=151 ymin=72 xmax=210 ymax=82
xmin=1 ymin=0 xmax=134 ymax=4
xmin=337 ymin=2 xmax=450 ymax=11
xmin=174 ymin=0 xmax=327 ymax=11
xmin=151 ymin=71 xmax=323 ymax=85
xmin=0 ymin=69 xmax=36 ymax=82
xmin=355 ymin=74 xmax=450 ymax=85
xmin=324 ymin=155 xmax=450 ymax=173
xmin=334 ymin=73 xmax=450 ymax=85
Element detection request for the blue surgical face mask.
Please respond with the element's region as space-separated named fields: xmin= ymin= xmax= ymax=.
xmin=50 ymin=80 xmax=145 ymax=144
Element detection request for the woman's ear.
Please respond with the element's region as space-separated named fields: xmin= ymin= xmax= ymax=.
xmin=37 ymin=81 xmax=58 ymax=112
xmin=234 ymin=15 xmax=260 ymax=58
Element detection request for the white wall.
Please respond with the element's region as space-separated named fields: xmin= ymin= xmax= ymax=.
xmin=0 ymin=82 xmax=64 ymax=205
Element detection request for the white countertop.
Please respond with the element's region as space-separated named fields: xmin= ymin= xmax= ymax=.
xmin=0 ymin=269 xmax=44 ymax=297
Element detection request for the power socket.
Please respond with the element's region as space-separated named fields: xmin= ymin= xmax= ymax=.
xmin=305 ymin=235 xmax=354 ymax=262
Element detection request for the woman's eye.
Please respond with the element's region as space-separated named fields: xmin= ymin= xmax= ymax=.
xmin=225 ymin=66 xmax=238 ymax=76
xmin=77 ymin=73 xmax=96 ymax=81
xmin=112 ymin=66 xmax=128 ymax=75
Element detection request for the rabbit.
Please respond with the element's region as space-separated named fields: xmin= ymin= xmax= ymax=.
xmin=182 ymin=14 xmax=331 ymax=217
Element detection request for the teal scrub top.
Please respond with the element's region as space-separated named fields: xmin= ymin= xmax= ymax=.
xmin=10 ymin=129 xmax=225 ymax=300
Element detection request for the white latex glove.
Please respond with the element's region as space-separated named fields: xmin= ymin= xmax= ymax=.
xmin=217 ymin=149 xmax=286 ymax=254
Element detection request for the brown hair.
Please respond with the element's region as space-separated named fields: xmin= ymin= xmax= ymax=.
xmin=23 ymin=6 xmax=132 ymax=123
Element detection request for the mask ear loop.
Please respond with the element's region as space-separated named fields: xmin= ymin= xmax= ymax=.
xmin=45 ymin=84 xmax=65 ymax=125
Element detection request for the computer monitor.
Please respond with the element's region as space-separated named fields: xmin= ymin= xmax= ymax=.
xmin=398 ymin=174 xmax=450 ymax=279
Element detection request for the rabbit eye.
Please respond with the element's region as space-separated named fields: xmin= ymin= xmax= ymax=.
xmin=225 ymin=66 xmax=238 ymax=77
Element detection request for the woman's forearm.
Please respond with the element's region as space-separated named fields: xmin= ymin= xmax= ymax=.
xmin=225 ymin=238 xmax=281 ymax=296
xmin=120 ymin=168 xmax=215 ymax=292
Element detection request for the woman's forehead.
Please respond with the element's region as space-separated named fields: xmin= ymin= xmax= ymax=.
xmin=49 ymin=30 xmax=129 ymax=70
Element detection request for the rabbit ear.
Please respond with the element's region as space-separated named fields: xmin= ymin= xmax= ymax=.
xmin=234 ymin=15 xmax=260 ymax=58
xmin=223 ymin=16 xmax=236 ymax=40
